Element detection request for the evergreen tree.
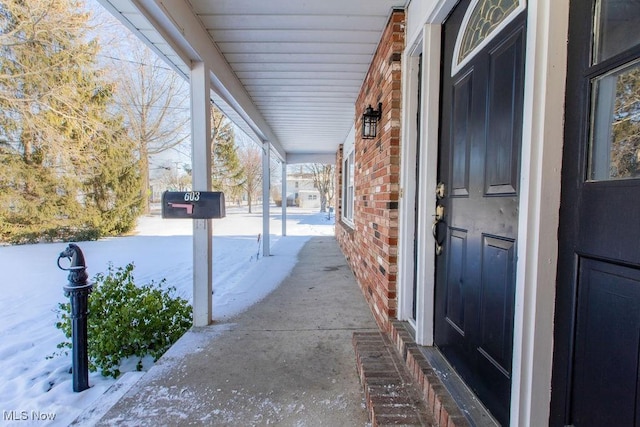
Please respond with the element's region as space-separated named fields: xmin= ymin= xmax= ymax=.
xmin=211 ymin=105 xmax=244 ymax=202
xmin=79 ymin=84 xmax=142 ymax=237
xmin=0 ymin=0 xmax=141 ymax=243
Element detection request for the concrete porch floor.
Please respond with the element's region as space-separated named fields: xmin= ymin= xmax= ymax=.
xmin=89 ymin=236 xmax=409 ymax=426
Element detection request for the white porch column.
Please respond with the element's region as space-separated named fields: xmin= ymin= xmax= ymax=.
xmin=190 ymin=61 xmax=213 ymax=327
xmin=282 ymin=162 xmax=287 ymax=236
xmin=262 ymin=141 xmax=271 ymax=257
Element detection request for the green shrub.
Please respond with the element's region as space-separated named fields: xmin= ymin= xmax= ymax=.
xmin=54 ymin=263 xmax=192 ymax=378
xmin=5 ymin=226 xmax=102 ymax=245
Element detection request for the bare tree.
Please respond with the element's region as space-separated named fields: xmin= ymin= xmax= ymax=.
xmin=88 ymin=7 xmax=191 ymax=213
xmin=609 ymin=67 xmax=640 ymax=178
xmin=306 ymin=163 xmax=335 ymax=212
xmin=157 ymin=163 xmax=190 ymax=191
xmin=237 ymin=143 xmax=263 ymax=213
xmin=106 ymin=38 xmax=190 ymax=213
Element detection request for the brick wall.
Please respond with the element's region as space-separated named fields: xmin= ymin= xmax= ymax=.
xmin=335 ymin=9 xmax=404 ymax=332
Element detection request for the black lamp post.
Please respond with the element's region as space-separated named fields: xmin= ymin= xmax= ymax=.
xmin=362 ymin=102 xmax=382 ymax=139
xmin=57 ymin=244 xmax=92 ymax=392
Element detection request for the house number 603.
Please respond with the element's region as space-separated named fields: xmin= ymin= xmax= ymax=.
xmin=184 ymin=192 xmax=200 ymax=202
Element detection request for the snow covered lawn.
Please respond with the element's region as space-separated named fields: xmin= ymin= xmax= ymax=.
xmin=0 ymin=208 xmax=334 ymax=426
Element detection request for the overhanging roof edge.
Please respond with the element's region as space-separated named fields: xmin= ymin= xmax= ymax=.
xmin=95 ymin=0 xmax=191 ymax=78
xmin=98 ymin=0 xmax=285 ymax=160
xmin=162 ymin=0 xmax=286 ymax=160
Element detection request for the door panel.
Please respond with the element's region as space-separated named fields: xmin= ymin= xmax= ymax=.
xmin=551 ymin=0 xmax=640 ymax=425
xmin=571 ymin=258 xmax=640 ymax=426
xmin=479 ymin=235 xmax=515 ymax=374
xmin=435 ymin=1 xmax=526 ymax=425
xmin=579 ymin=182 xmax=640 ymax=264
xmin=446 ymin=228 xmax=468 ymax=334
xmin=486 ymin=34 xmax=523 ymax=195
xmin=452 ymin=71 xmax=472 ymax=197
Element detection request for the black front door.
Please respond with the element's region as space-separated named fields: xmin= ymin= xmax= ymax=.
xmin=434 ymin=1 xmax=525 ymax=425
xmin=551 ymin=1 xmax=640 ymax=426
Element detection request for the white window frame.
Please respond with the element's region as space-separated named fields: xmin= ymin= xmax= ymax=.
xmin=342 ymin=148 xmax=355 ymax=227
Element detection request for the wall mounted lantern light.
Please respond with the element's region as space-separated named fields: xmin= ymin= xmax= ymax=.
xmin=361 ymin=102 xmax=382 ymax=139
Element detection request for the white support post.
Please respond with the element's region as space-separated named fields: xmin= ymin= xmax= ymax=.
xmin=262 ymin=142 xmax=271 ymax=257
xmin=282 ymin=162 xmax=287 ymax=236
xmin=190 ymin=62 xmax=212 ymax=327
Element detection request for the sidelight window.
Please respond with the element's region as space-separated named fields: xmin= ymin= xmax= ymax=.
xmin=593 ymin=0 xmax=640 ymax=64
xmin=588 ymin=0 xmax=640 ymax=181
xmin=589 ymin=60 xmax=640 ymax=181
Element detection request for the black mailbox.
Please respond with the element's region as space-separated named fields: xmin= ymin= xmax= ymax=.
xmin=162 ymin=191 xmax=226 ymax=219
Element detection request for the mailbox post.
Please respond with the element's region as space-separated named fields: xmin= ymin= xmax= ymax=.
xmin=162 ymin=191 xmax=225 ymax=326
xmin=57 ymin=244 xmax=92 ymax=392
xmin=162 ymin=191 xmax=226 ymax=219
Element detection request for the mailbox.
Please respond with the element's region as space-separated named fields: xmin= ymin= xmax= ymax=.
xmin=162 ymin=191 xmax=226 ymax=219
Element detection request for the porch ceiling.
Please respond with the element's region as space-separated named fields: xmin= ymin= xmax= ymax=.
xmin=97 ymin=0 xmax=408 ymax=162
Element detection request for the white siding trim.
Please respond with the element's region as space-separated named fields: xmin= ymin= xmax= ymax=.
xmin=510 ymin=0 xmax=569 ymax=425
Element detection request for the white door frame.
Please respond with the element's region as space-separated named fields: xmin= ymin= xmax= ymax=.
xmin=398 ymin=24 xmax=441 ymax=347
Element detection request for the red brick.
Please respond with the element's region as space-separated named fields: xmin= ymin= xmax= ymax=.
xmin=336 ymin=9 xmax=404 ymax=332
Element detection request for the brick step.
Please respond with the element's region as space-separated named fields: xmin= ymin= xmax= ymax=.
xmin=390 ymin=322 xmax=497 ymax=427
xmin=353 ymin=331 xmax=435 ymax=426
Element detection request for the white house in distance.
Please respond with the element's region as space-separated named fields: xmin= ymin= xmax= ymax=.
xmin=287 ymin=169 xmax=321 ymax=209
xmin=97 ymin=0 xmax=640 ymax=425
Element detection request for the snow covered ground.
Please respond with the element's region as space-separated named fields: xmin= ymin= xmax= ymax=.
xmin=0 ymin=207 xmax=334 ymax=426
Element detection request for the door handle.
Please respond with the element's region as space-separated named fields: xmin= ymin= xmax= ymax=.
xmin=433 ymin=203 xmax=446 ymax=256
xmin=433 ymin=182 xmax=447 ymax=255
